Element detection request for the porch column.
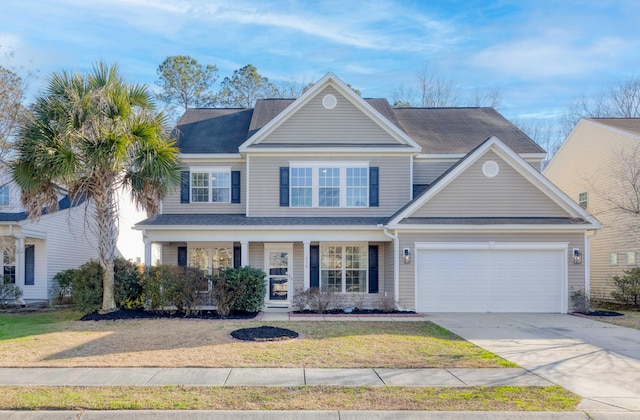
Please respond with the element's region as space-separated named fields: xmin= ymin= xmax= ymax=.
xmin=241 ymin=241 xmax=249 ymax=267
xmin=143 ymin=236 xmax=152 ymax=267
xmin=15 ymin=236 xmax=25 ymax=287
xmin=303 ymin=240 xmax=310 ymax=290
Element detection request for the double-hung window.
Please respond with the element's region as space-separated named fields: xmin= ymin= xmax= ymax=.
xmin=289 ymin=162 xmax=369 ymax=208
xmin=191 ymin=169 xmax=231 ymax=203
xmin=320 ymin=244 xmax=368 ymax=293
xmin=0 ymin=185 xmax=9 ymax=206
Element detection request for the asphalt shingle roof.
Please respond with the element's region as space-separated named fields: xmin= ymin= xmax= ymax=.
xmin=0 ymin=195 xmax=82 ymax=222
xmin=588 ymin=118 xmax=640 ymax=137
xmin=175 ymin=100 xmax=544 ymax=155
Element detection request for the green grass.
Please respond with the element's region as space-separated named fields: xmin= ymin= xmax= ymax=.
xmin=0 ymin=308 xmax=81 ymax=340
xmin=0 ymin=385 xmax=580 ymax=411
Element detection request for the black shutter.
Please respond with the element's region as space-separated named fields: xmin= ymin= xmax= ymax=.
xmin=180 ymin=171 xmax=190 ymax=203
xmin=369 ymin=167 xmax=379 ymax=207
xmin=233 ymin=245 xmax=241 ymax=268
xmin=280 ymin=167 xmax=290 ymax=207
xmin=310 ymin=245 xmax=320 ymax=288
xmin=25 ymin=245 xmax=35 ymax=286
xmin=231 ymin=171 xmax=241 ymax=204
xmin=368 ymin=245 xmax=378 ymax=293
xmin=177 ymin=246 xmax=187 ymax=267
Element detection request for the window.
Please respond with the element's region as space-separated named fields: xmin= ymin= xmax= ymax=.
xmin=3 ymin=246 xmax=15 ymax=284
xmin=609 ymin=252 xmax=618 ymax=266
xmin=191 ymin=169 xmax=231 ymax=203
xmin=578 ymin=192 xmax=588 ymax=209
xmin=320 ymin=244 xmax=367 ymax=293
xmin=291 ymin=168 xmax=312 ymax=207
xmin=289 ymin=163 xmax=369 ymax=208
xmin=188 ymin=247 xmax=233 ymax=276
xmin=0 ymin=185 xmax=8 ymax=206
xmin=627 ymin=252 xmax=637 ymax=265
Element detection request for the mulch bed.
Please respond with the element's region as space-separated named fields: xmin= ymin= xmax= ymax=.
xmin=79 ymin=308 xmax=258 ymax=321
xmin=582 ymin=310 xmax=624 ymax=317
xmin=291 ymin=309 xmax=421 ymax=317
xmin=230 ymin=326 xmax=299 ymax=342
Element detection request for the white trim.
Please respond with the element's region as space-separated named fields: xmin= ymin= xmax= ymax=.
xmin=246 ymin=155 xmax=251 ymax=217
xmin=388 ymin=136 xmax=602 ymax=228
xmin=289 ymin=161 xmax=369 ymax=168
xmin=243 ymin=146 xmax=417 ymax=154
xmin=180 ymin=154 xmax=243 ymax=160
xmin=289 ymin=163 xmax=370 ymax=208
xmin=303 ymin=240 xmax=310 ymax=290
xmin=241 ymin=241 xmax=249 ymax=267
xmin=390 ymin=224 xmax=593 ymax=231
xmin=141 ymin=230 xmax=390 ymax=244
xmin=189 ymin=168 xmax=232 ymax=204
xmin=416 ymin=154 xmax=466 ymax=159
xmin=239 ymin=73 xmax=422 ymax=152
xmin=414 ymin=241 xmax=569 ymax=313
xmin=414 ymin=241 xmax=569 ymax=251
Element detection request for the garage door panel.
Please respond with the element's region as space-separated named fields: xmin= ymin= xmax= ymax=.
xmin=416 ymin=248 xmax=563 ymax=313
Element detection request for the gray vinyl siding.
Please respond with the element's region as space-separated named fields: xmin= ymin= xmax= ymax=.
xmin=258 ymin=86 xmax=403 ymax=146
xmin=412 ymin=151 xmax=568 ymax=218
xmin=396 ymin=231 xmax=585 ymax=311
xmin=163 ymin=162 xmax=246 ymax=214
xmin=413 ymin=160 xmax=457 ymax=185
xmin=248 ymin=243 xmax=264 ymax=269
xmin=248 ymin=155 xmax=412 ymax=217
xmin=162 ymin=243 xmax=181 ymax=266
xmin=545 ymin=121 xmax=640 ymax=300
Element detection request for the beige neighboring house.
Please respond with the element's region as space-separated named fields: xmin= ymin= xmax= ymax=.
xmin=136 ymin=73 xmax=600 ymax=313
xmin=0 ymin=161 xmax=147 ymax=303
xmin=545 ymin=118 xmax=640 ymax=302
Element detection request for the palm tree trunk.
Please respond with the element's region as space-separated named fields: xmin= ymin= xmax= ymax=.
xmin=94 ymin=185 xmax=118 ymax=313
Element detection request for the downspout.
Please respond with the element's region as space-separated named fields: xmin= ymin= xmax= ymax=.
xmin=383 ymin=226 xmax=400 ymax=307
xmin=585 ymin=229 xmax=598 ymax=300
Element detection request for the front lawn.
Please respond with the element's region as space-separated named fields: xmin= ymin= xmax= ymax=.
xmin=587 ymin=309 xmax=640 ymax=330
xmin=0 ymin=309 xmax=515 ymax=368
xmin=0 ymin=385 xmax=580 ymax=411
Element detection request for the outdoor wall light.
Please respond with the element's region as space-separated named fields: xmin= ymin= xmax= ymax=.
xmin=403 ymin=248 xmax=411 ymax=264
xmin=573 ymin=248 xmax=583 ymax=265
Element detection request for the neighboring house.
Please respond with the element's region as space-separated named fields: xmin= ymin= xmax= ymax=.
xmin=135 ymin=73 xmax=600 ymax=313
xmin=0 ymin=161 xmax=147 ymax=302
xmin=545 ymin=118 xmax=640 ymax=302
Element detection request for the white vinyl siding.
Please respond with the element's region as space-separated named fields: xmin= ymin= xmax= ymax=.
xmin=411 ymin=151 xmax=568 ymax=218
xmin=257 ymin=86 xmax=407 ymax=146
xmin=249 ymin=155 xmax=411 ymax=217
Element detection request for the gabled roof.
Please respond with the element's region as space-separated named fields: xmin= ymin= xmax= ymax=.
xmin=584 ymin=118 xmax=640 ymax=138
xmin=239 ymin=72 xmax=422 ymax=151
xmin=388 ymin=136 xmax=601 ymax=228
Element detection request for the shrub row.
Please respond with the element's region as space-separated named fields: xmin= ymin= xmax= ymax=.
xmin=53 ymin=261 xmax=266 ymax=315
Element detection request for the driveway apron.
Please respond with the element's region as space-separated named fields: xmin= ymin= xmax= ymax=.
xmin=425 ymin=313 xmax=640 ymax=412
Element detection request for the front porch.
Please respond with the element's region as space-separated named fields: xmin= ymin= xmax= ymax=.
xmin=0 ymin=225 xmax=47 ymax=302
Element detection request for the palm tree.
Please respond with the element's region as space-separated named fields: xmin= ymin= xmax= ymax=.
xmin=12 ymin=62 xmax=181 ymax=313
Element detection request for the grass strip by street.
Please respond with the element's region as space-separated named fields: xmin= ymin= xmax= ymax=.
xmin=0 ymin=309 xmax=516 ymax=368
xmin=0 ymin=385 xmax=580 ymax=411
xmin=586 ymin=310 xmax=640 ymax=330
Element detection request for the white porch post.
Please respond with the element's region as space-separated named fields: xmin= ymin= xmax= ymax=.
xmin=303 ymin=240 xmax=310 ymax=290
xmin=15 ymin=236 xmax=25 ymax=287
xmin=241 ymin=241 xmax=249 ymax=267
xmin=143 ymin=236 xmax=152 ymax=267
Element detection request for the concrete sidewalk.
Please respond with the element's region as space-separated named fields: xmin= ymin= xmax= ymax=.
xmin=0 ymin=410 xmax=638 ymax=419
xmin=0 ymin=367 xmax=553 ymax=387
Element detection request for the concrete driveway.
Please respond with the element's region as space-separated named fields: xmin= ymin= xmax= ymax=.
xmin=425 ymin=313 xmax=640 ymax=413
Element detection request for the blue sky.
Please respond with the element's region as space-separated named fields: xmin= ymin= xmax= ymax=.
xmin=1 ymin=0 xmax=638 ymax=126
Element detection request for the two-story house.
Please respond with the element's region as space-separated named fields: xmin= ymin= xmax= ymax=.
xmin=0 ymin=161 xmax=148 ymax=303
xmin=135 ymin=73 xmax=600 ymax=313
xmin=545 ymin=118 xmax=640 ymax=302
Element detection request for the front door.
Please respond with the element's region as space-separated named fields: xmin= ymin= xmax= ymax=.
xmin=264 ymin=244 xmax=292 ymax=302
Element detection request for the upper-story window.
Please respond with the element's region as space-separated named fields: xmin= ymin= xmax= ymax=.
xmin=578 ymin=191 xmax=588 ymax=209
xmin=289 ymin=163 xmax=369 ymax=208
xmin=0 ymin=185 xmax=9 ymax=206
xmin=191 ymin=170 xmax=231 ymax=203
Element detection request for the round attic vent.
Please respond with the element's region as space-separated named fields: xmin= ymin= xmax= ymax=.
xmin=322 ymin=94 xmax=337 ymax=109
xmin=482 ymin=160 xmax=500 ymax=178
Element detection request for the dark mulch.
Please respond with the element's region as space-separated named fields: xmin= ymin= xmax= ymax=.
xmin=230 ymin=326 xmax=299 ymax=342
xmin=79 ymin=308 xmax=258 ymax=321
xmin=293 ymin=309 xmax=417 ymax=315
xmin=584 ymin=310 xmax=624 ymax=317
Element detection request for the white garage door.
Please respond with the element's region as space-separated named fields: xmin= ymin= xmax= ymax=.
xmin=416 ymin=248 xmax=564 ymax=313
